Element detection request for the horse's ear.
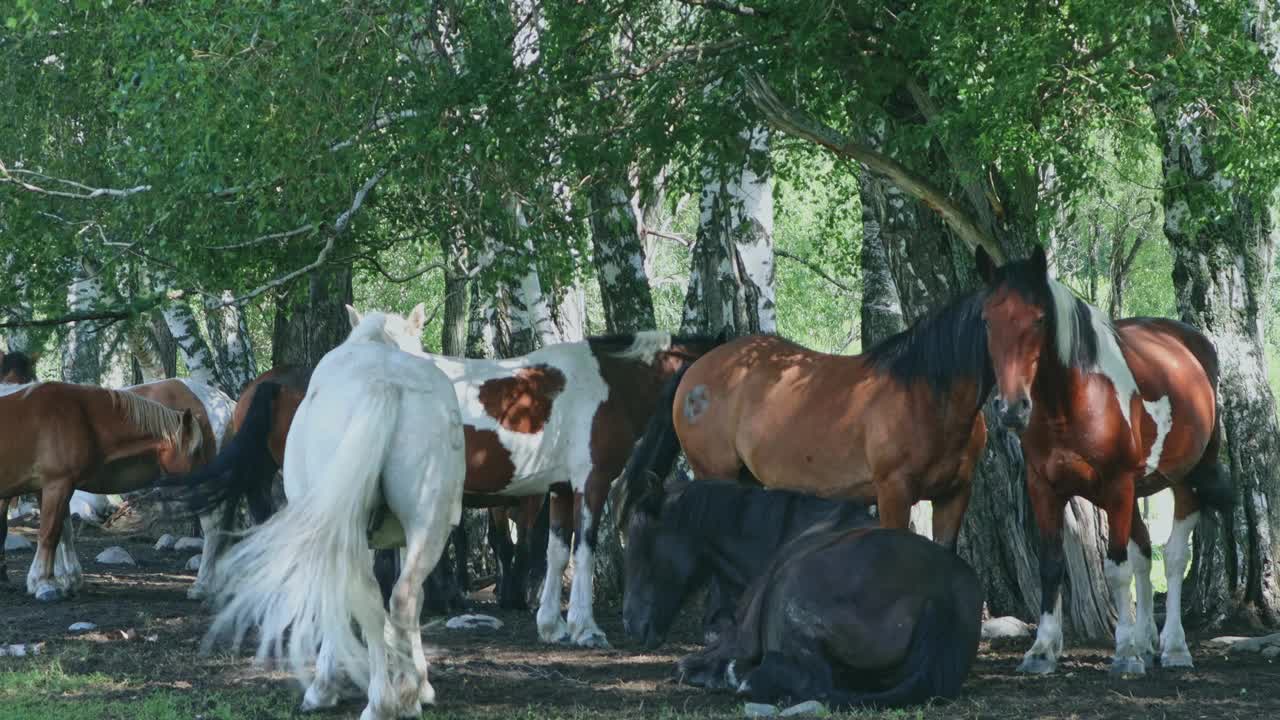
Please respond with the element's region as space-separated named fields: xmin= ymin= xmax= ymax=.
xmin=345 ymin=304 xmax=362 ymax=329
xmin=407 ymin=303 xmax=427 ymax=334
xmin=1030 ymin=244 xmax=1048 ymax=277
xmin=975 ymin=246 xmax=997 ymax=285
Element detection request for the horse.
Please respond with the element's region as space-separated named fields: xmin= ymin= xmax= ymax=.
xmin=0 ymin=351 xmax=38 ymax=583
xmin=0 ymin=381 xmax=203 ymax=600
xmin=205 ymin=307 xmax=466 ymax=720
xmin=673 ymin=524 xmax=983 ymax=709
xmin=620 ymin=476 xmax=876 ymax=648
xmin=975 ymin=245 xmax=1230 ymax=675
xmin=623 ymin=301 xmax=992 ymax=550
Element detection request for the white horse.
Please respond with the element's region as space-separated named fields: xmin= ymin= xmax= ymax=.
xmin=206 ymin=305 xmax=466 ymax=720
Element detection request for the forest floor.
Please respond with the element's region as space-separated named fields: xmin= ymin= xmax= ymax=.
xmin=2 ymin=517 xmax=1280 ymax=720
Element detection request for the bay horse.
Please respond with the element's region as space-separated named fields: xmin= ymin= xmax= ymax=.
xmin=624 ymin=300 xmax=993 ymax=550
xmin=620 ymin=475 xmax=876 ymax=648
xmin=345 ymin=305 xmax=725 ymax=648
xmin=674 ymin=524 xmax=983 ymax=708
xmin=975 ymin=245 xmax=1229 ymax=675
xmin=0 ymin=381 xmax=203 ymax=600
xmin=206 ymin=308 xmax=466 ymax=720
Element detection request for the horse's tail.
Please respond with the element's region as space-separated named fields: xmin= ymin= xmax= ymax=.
xmin=161 ymin=381 xmax=282 ymax=524
xmin=1186 ymin=334 xmax=1233 ymax=516
xmin=205 ymin=381 xmax=398 ymax=686
xmin=618 ymin=364 xmax=689 ymax=521
xmin=825 ymin=597 xmax=977 ymax=710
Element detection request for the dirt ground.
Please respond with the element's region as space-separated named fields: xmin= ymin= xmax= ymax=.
xmin=3 ymin=517 xmax=1280 ymax=720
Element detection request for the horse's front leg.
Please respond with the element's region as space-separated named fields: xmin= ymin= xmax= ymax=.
xmin=1128 ymin=508 xmax=1158 ymax=668
xmin=535 ymin=491 xmax=575 ymax=644
xmin=1019 ymin=471 xmax=1067 ymax=675
xmin=1 ymin=496 xmax=10 ymax=583
xmin=565 ymin=473 xmax=610 ymax=648
xmin=189 ymin=504 xmax=233 ymax=600
xmin=1103 ymin=477 xmax=1144 ymax=676
xmin=28 ymin=481 xmax=74 ymax=601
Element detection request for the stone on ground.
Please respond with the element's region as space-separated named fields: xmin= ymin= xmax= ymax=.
xmin=174 ymin=537 xmax=203 ymax=552
xmin=185 ymin=554 xmax=202 ymax=571
xmin=745 ymin=703 xmax=778 ymax=718
xmin=4 ymin=534 xmax=33 ymax=551
xmin=154 ymin=534 xmax=176 ymax=551
xmin=445 ymin=614 xmax=503 ymax=630
xmin=1213 ymin=633 xmax=1280 ymax=653
xmin=0 ymin=643 xmax=44 ymax=657
xmin=96 ymin=546 xmax=135 ymax=565
xmin=982 ymin=616 xmax=1032 ymax=640
xmin=68 ymin=622 xmax=97 ymax=632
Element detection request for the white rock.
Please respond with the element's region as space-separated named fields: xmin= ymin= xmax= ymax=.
xmin=6 ymin=500 xmax=37 ymax=520
xmin=69 ymin=491 xmax=114 ymax=525
xmin=1263 ymin=645 xmax=1280 ymax=660
xmin=982 ymin=616 xmax=1033 ymax=640
xmin=174 ymin=537 xmax=203 ymax=552
xmin=745 ymin=703 xmax=778 ymax=718
xmin=68 ymin=622 xmax=97 ymax=632
xmin=4 ymin=534 xmax=33 ymax=551
xmin=1222 ymin=633 xmax=1280 ymax=653
xmin=95 ymin=546 xmax=135 ymax=565
xmin=780 ymin=700 xmax=828 ymax=717
xmin=185 ymin=554 xmax=202 ymax=571
xmin=154 ymin=534 xmax=176 ymax=551
xmin=444 ymin=614 xmax=503 ymax=631
xmin=0 ymin=643 xmax=43 ymax=657
xmin=1207 ymin=636 xmax=1251 ymax=647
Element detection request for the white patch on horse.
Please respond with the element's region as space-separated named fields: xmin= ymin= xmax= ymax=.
xmin=0 ymin=381 xmax=39 ymax=398
xmin=1142 ymin=397 xmax=1172 ymax=473
xmin=610 ymin=331 xmax=673 ymax=366
xmin=422 ymin=341 xmax=610 ymax=497
xmin=1049 ymin=279 xmax=1140 ymax=429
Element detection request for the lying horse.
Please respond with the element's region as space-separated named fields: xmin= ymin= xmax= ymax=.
xmin=621 ymin=477 xmax=876 ymax=647
xmin=676 ymin=526 xmax=983 ymax=709
xmin=624 ymin=297 xmax=992 ymax=550
xmin=207 ymin=309 xmax=466 ymax=720
xmin=0 ymin=381 xmax=203 ymax=600
xmin=976 ymin=246 xmax=1229 ymax=675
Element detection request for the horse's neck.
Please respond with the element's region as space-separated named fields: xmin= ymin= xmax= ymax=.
xmin=83 ymin=391 xmax=163 ymax=461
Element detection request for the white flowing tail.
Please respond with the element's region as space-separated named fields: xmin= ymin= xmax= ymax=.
xmin=206 ymin=380 xmax=398 ymax=686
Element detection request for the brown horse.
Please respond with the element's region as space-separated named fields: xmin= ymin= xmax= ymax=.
xmin=623 ymin=300 xmax=992 ymax=550
xmin=975 ymin=245 xmax=1228 ymax=676
xmin=0 ymin=351 xmax=37 ymax=583
xmin=0 ymin=381 xmax=203 ymax=600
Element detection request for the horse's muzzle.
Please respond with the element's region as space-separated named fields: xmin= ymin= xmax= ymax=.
xmin=993 ymin=395 xmax=1031 ymax=431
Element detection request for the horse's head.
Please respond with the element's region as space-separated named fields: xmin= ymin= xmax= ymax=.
xmin=976 ymin=245 xmax=1052 ymax=431
xmin=345 ymin=303 xmax=428 ymax=354
xmin=154 ymin=408 xmax=203 ymax=475
xmin=621 ymin=474 xmax=701 ymax=649
xmin=0 ymin=350 xmax=38 ymax=384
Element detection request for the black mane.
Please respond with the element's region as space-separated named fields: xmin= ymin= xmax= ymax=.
xmin=0 ymin=351 xmax=36 ymax=382
xmin=863 ymin=291 xmax=993 ymax=397
xmin=664 ymin=479 xmax=873 ymax=542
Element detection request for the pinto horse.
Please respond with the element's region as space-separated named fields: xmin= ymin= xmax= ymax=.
xmin=0 ymin=382 xmax=203 ymax=600
xmin=207 ymin=308 xmax=466 ymax=720
xmin=348 ymin=306 xmax=725 ymax=648
xmin=625 ymin=301 xmax=992 ymax=549
xmin=621 ymin=476 xmax=876 ymax=648
xmin=976 ymin=245 xmax=1229 ymax=675
xmin=674 ymin=524 xmax=983 ymax=708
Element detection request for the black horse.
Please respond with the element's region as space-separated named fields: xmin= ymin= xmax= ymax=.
xmin=620 ymin=477 xmax=983 ymax=709
xmin=621 ymin=477 xmax=876 ymax=647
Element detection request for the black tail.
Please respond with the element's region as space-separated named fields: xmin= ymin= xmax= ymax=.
xmin=160 ymin=381 xmax=282 ymax=523
xmin=618 ymin=364 xmax=689 ymax=521
xmin=1188 ymin=414 xmax=1233 ymax=515
xmin=825 ymin=598 xmax=978 ymax=709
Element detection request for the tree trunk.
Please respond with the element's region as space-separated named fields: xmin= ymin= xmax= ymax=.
xmin=1156 ymin=94 xmax=1280 ymax=626
xmin=439 ymin=235 xmax=470 ymax=357
xmin=272 ymin=263 xmax=354 ymax=369
xmin=589 ymin=184 xmax=657 ymax=332
xmin=205 ymin=292 xmax=258 ymax=394
xmin=61 ymin=260 xmax=102 ymax=384
xmin=124 ymin=317 xmax=170 ymax=383
xmin=682 ymin=124 xmax=776 ymax=337
xmin=465 ymin=280 xmax=498 ymax=360
xmin=164 ymin=299 xmax=221 ymax=388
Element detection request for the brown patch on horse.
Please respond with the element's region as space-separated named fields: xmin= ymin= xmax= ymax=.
xmin=477 ymin=365 xmax=566 ymax=434
xmin=462 ymin=425 xmax=518 ymax=493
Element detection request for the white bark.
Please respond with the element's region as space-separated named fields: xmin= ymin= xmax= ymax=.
xmin=727 ymin=125 xmax=776 ymax=333
xmin=205 ymin=291 xmax=258 ymax=393
xmin=163 ymin=299 xmax=219 ymax=387
xmin=61 ymin=262 xmax=102 ymax=384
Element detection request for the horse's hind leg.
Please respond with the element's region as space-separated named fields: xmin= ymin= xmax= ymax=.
xmin=28 ymin=481 xmax=73 ymax=601
xmin=566 ymin=473 xmax=611 ymax=648
xmin=387 ymin=518 xmax=455 ymax=712
xmin=189 ymin=504 xmax=233 ymax=600
xmin=1 ymin=496 xmax=10 ymax=582
xmin=738 ymin=650 xmax=833 ymax=706
xmin=536 ymin=491 xmax=575 ymax=644
xmin=1128 ymin=509 xmax=1157 ymax=667
xmin=1159 ymin=486 xmax=1199 ymax=669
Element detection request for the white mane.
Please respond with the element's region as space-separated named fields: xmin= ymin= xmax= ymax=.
xmin=0 ymin=381 xmax=40 ymax=398
xmin=1048 ymin=278 xmax=1140 ymax=429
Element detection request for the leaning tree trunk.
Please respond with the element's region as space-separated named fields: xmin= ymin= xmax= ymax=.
xmin=164 ymin=298 xmax=221 ymax=389
xmin=61 ymin=259 xmax=102 ymax=384
xmin=1156 ymin=95 xmax=1280 ymax=627
xmin=272 ymin=263 xmax=354 ymax=369
xmin=589 ymin=184 xmax=657 ymax=333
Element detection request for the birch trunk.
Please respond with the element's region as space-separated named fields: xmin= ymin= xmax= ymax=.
xmin=589 ymin=185 xmax=657 ymax=333
xmin=164 ymin=299 xmax=220 ymax=388
xmin=1156 ymin=92 xmax=1280 ymax=626
xmin=205 ymin=292 xmax=258 ymax=394
xmin=61 ymin=261 xmax=102 ymax=384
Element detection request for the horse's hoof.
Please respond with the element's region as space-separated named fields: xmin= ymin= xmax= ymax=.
xmin=1160 ymin=651 xmax=1194 ymax=669
xmin=34 ymin=587 xmax=63 ymax=602
xmin=1017 ymin=653 xmax=1057 ymax=675
xmin=1110 ymin=656 xmax=1146 ymax=676
xmin=419 ymin=680 xmax=436 ymax=706
xmin=537 ymin=617 xmax=571 ymax=645
xmin=573 ymin=628 xmax=610 ymax=649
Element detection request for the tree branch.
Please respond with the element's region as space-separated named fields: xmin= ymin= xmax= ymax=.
xmin=676 ymin=0 xmax=767 ymax=16
xmin=330 ymin=110 xmax=421 ymax=152
xmin=0 ymin=161 xmax=151 ymax=200
xmin=741 ymin=71 xmax=1004 ymax=262
xmin=207 ymin=223 xmax=318 ymax=250
xmin=775 ymin=250 xmax=855 ymax=293
xmin=0 ymin=303 xmax=158 ymax=329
